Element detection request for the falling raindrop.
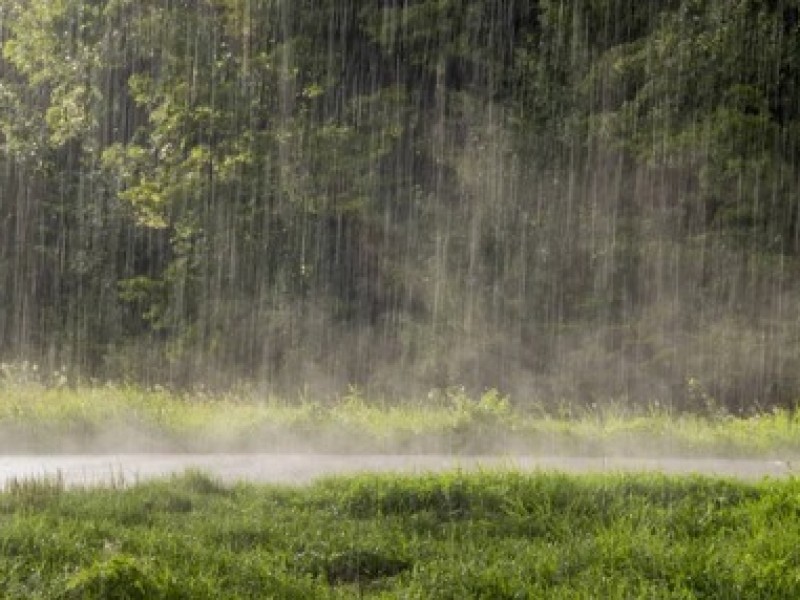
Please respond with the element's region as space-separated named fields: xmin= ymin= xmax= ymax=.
xmin=0 ymin=0 xmax=797 ymax=413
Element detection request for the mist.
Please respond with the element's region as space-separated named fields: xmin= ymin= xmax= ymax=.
xmin=0 ymin=0 xmax=798 ymax=414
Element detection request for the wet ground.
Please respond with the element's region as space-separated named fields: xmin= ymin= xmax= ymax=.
xmin=0 ymin=454 xmax=794 ymax=488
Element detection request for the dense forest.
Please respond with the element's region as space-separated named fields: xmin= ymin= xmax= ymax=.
xmin=1 ymin=0 xmax=799 ymax=410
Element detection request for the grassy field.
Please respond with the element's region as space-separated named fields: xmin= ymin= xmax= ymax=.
xmin=4 ymin=370 xmax=799 ymax=598
xmin=1 ymin=379 xmax=800 ymax=457
xmin=1 ymin=470 xmax=799 ymax=598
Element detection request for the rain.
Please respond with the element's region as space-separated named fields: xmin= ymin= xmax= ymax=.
xmin=0 ymin=1 xmax=799 ymax=412
xmin=3 ymin=3 xmax=800 ymax=597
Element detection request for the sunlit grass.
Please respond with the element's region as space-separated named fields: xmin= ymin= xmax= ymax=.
xmin=1 ymin=471 xmax=799 ymax=598
xmin=1 ymin=376 xmax=799 ymax=456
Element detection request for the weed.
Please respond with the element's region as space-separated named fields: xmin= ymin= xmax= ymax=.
xmin=4 ymin=472 xmax=65 ymax=511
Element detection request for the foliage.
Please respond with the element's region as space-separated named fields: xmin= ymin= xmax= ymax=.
xmin=0 ymin=0 xmax=799 ymax=410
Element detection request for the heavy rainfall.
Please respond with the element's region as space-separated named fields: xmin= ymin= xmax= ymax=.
xmin=3 ymin=2 xmax=800 ymax=598
xmin=1 ymin=0 xmax=800 ymax=458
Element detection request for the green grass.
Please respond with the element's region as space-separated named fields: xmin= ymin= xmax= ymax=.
xmin=1 ymin=380 xmax=800 ymax=457
xmin=1 ymin=470 xmax=800 ymax=598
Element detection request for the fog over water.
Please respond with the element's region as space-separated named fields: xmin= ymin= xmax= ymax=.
xmin=0 ymin=454 xmax=794 ymax=488
xmin=1 ymin=1 xmax=799 ymax=414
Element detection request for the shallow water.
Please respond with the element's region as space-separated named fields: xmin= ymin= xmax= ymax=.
xmin=0 ymin=454 xmax=793 ymax=488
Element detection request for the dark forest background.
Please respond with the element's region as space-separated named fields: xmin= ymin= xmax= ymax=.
xmin=1 ymin=0 xmax=800 ymax=411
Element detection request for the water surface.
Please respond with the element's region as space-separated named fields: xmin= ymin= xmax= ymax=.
xmin=0 ymin=454 xmax=792 ymax=488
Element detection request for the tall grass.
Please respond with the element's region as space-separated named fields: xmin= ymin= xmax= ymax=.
xmin=1 ymin=471 xmax=799 ymax=598
xmin=0 ymin=375 xmax=799 ymax=456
